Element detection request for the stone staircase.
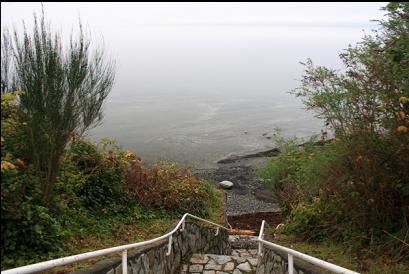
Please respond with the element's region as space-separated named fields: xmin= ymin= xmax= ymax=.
xmin=180 ymin=235 xmax=259 ymax=274
xmin=3 ymin=213 xmax=358 ymax=274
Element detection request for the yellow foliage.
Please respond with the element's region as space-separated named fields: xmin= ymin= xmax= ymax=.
xmin=125 ymin=150 xmax=135 ymax=158
xmin=395 ymin=111 xmax=406 ymax=120
xmin=396 ymin=125 xmax=408 ymax=133
xmin=399 ymin=96 xmax=409 ymax=103
xmin=1 ymin=161 xmax=16 ymax=170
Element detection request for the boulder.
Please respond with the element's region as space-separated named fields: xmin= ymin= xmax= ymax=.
xmin=219 ymin=180 xmax=234 ymax=189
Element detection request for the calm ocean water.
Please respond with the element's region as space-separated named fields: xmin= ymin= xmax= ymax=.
xmin=87 ymin=24 xmax=370 ymax=167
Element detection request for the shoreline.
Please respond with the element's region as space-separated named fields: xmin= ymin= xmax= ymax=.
xmin=194 ymin=152 xmax=280 ymax=217
xmin=216 ymin=138 xmax=330 ymax=164
xmin=194 ymin=138 xmax=331 ymax=217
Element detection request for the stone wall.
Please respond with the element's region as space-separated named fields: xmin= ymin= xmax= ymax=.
xmin=69 ymin=219 xmax=231 ymax=274
xmin=256 ymin=245 xmax=331 ymax=274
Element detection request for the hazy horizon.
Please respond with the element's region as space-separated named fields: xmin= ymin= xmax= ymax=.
xmin=1 ymin=2 xmax=388 ymax=167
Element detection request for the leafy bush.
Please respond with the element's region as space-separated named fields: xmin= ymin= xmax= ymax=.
xmin=125 ymin=160 xmax=217 ymax=216
xmin=1 ymin=93 xmax=64 ymax=265
xmin=68 ymin=139 xmax=127 ymax=212
xmin=260 ymin=137 xmax=342 ymax=213
xmin=284 ymin=198 xmax=327 ymax=242
xmin=261 ymin=134 xmax=408 ymax=252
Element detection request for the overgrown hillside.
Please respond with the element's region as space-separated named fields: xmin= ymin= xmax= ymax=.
xmin=259 ymin=3 xmax=408 ymax=272
xmin=1 ymin=92 xmax=222 ymax=270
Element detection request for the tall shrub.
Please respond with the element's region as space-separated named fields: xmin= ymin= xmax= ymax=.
xmin=3 ymin=11 xmax=115 ymax=205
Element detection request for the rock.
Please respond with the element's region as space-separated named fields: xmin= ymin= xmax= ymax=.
xmin=223 ymin=262 xmax=235 ymax=271
xmin=205 ymin=263 xmax=222 ymax=270
xmin=237 ymin=262 xmax=252 ymax=272
xmin=190 ymin=254 xmax=209 ymax=264
xmin=249 ymin=249 xmax=258 ymax=255
xmin=181 ymin=264 xmax=188 ymax=271
xmin=233 ymin=270 xmax=243 ymax=274
xmin=247 ymin=258 xmax=258 ymax=266
xmin=219 ymin=180 xmax=234 ymax=189
xmin=232 ymin=256 xmax=246 ymax=264
xmin=189 ymin=264 xmax=204 ymax=272
xmin=208 ymin=254 xmax=232 ymax=264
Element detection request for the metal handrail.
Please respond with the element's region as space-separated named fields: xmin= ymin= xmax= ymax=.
xmin=1 ymin=213 xmax=229 ymax=274
xmin=257 ymin=220 xmax=360 ymax=274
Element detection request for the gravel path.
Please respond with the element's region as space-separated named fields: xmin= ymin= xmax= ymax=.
xmin=194 ymin=157 xmax=280 ymax=216
xmin=225 ymin=192 xmax=280 ymax=216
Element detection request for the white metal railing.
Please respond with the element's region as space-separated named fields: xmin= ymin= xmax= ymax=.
xmin=1 ymin=213 xmax=228 ymax=274
xmin=257 ymin=220 xmax=360 ymax=274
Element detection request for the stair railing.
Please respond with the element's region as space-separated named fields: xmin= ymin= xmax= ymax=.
xmin=257 ymin=220 xmax=360 ymax=274
xmin=1 ymin=213 xmax=229 ymax=274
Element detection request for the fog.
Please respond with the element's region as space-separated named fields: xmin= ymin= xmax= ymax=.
xmin=1 ymin=3 xmax=387 ymax=167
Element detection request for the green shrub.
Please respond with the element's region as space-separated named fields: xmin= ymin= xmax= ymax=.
xmin=260 ymin=137 xmax=343 ymax=212
xmin=67 ymin=139 xmax=127 ymax=213
xmin=285 ymin=198 xmax=326 ymax=241
xmin=1 ymin=168 xmax=64 ymax=267
xmin=1 ymin=93 xmax=64 ymax=266
xmin=260 ymin=135 xmax=408 ymax=252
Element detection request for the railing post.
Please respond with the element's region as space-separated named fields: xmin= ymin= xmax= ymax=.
xmin=122 ymin=250 xmax=127 ymax=274
xmin=215 ymin=227 xmax=219 ymax=236
xmin=166 ymin=235 xmax=173 ymax=256
xmin=258 ymin=220 xmax=265 ymax=258
xmin=180 ymin=219 xmax=185 ymax=232
xmin=288 ymin=253 xmax=294 ymax=274
xmin=258 ymin=241 xmax=263 ymax=257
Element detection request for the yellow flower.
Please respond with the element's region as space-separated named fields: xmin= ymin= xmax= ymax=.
xmin=395 ymin=111 xmax=406 ymax=120
xmin=125 ymin=150 xmax=136 ymax=158
xmin=399 ymin=96 xmax=409 ymax=103
xmin=1 ymin=161 xmax=16 ymax=170
xmin=397 ymin=125 xmax=408 ymax=133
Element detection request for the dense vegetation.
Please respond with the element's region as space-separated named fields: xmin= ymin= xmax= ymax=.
xmin=260 ymin=2 xmax=408 ymax=265
xmin=0 ymin=13 xmax=221 ymax=270
xmin=1 ymin=92 xmax=221 ymax=269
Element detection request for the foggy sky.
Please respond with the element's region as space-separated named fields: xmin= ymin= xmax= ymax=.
xmin=1 ymin=2 xmax=388 ymax=100
xmin=1 ymin=2 xmax=387 ymax=27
